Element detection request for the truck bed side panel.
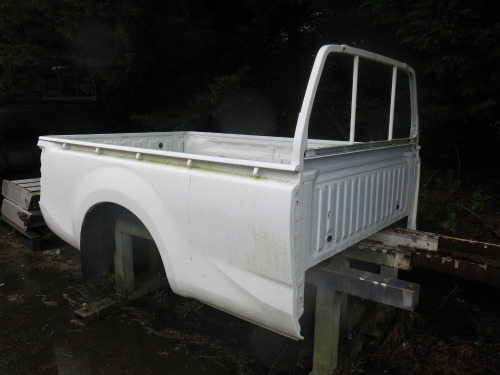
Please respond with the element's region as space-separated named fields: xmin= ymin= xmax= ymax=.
xmin=38 ymin=140 xmax=303 ymax=339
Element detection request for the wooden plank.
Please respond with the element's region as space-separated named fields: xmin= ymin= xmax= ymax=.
xmin=16 ymin=183 xmax=41 ymax=189
xmin=1 ymin=199 xmax=44 ymax=231
xmin=13 ymin=180 xmax=40 ymax=186
xmin=368 ymin=227 xmax=439 ymax=251
xmin=74 ymin=295 xmax=125 ymax=322
xmin=10 ymin=178 xmax=40 ymax=184
xmin=343 ymin=240 xmax=413 ymax=271
xmin=1 ymin=178 xmax=40 ymax=210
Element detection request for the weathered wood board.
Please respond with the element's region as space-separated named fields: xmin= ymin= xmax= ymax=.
xmin=1 ymin=178 xmax=40 ymax=210
xmin=1 ymin=198 xmax=44 ymax=231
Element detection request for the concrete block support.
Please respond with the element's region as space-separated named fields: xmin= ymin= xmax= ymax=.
xmin=114 ymin=218 xmax=154 ymax=297
xmin=114 ymin=231 xmax=135 ymax=296
xmin=312 ymin=287 xmax=344 ymax=374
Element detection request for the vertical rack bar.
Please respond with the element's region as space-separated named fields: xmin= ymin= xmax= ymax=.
xmin=388 ymin=66 xmax=398 ymax=140
xmin=349 ymin=55 xmax=359 ymax=144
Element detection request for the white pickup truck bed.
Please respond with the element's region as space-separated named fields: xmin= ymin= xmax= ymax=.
xmin=38 ymin=45 xmax=420 ymax=339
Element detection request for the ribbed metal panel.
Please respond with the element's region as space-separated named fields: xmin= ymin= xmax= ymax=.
xmin=311 ymin=162 xmax=409 ymax=260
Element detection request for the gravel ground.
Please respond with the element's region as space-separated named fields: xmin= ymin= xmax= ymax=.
xmin=1 ymin=227 xmax=499 ymax=375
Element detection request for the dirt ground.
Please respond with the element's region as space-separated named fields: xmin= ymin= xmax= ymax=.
xmin=1 ymin=227 xmax=499 ymax=375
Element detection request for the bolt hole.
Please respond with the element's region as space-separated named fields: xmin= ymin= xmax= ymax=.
xmin=158 ymin=143 xmax=164 ymax=149
xmin=396 ymin=204 xmax=400 ymax=210
xmin=327 ymin=235 xmax=333 ymax=242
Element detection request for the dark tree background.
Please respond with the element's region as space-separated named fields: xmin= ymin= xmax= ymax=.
xmin=0 ymin=0 xmax=498 ymax=236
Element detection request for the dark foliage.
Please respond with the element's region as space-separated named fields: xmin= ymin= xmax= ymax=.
xmin=0 ymin=0 xmax=498 ymax=169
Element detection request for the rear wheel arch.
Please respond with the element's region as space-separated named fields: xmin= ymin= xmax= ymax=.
xmin=80 ymin=202 xmax=166 ymax=283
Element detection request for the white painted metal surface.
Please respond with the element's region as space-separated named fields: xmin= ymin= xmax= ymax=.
xmin=38 ymin=45 xmax=420 ymax=339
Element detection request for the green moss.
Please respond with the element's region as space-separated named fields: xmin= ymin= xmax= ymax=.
xmin=63 ymin=146 xmax=272 ymax=179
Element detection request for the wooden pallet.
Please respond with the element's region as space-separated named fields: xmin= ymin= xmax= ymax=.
xmin=1 ymin=198 xmax=45 ymax=231
xmin=1 ymin=178 xmax=40 ymax=210
xmin=0 ymin=215 xmax=57 ymax=251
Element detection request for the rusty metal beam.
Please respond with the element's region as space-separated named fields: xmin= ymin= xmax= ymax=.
xmin=411 ymin=251 xmax=500 ymax=286
xmin=439 ymin=235 xmax=500 ymax=259
xmin=355 ymin=229 xmax=500 ymax=287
